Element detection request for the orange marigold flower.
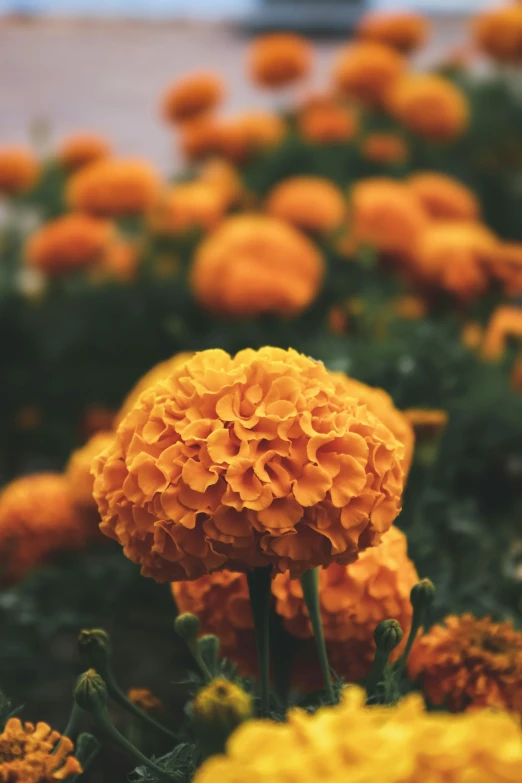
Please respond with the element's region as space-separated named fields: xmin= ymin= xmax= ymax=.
xmin=162 ymin=72 xmax=224 ymax=124
xmin=297 ymin=98 xmax=358 ymax=144
xmin=25 ymin=213 xmax=114 ymax=276
xmin=0 ymin=717 xmax=82 ymax=782
xmin=393 ymin=294 xmax=427 ymax=320
xmin=68 ymin=158 xmax=161 ymax=217
xmin=148 ymin=182 xmax=227 ymax=236
xmin=178 ymin=115 xmax=222 ymax=162
xmin=0 ymin=146 xmax=38 ymax=196
xmin=215 ymin=112 xmax=286 ymax=164
xmin=388 ymin=74 xmax=469 ymax=142
xmin=482 ymin=305 xmax=522 ymax=360
xmin=57 ymin=132 xmax=111 ymax=171
xmin=491 ymin=242 xmax=522 ymax=297
xmin=404 ymin=408 xmax=448 ymax=439
xmin=127 ymin=688 xmax=164 ymax=715
xmin=199 ymin=159 xmax=244 ymax=208
xmin=95 ymin=239 xmax=139 ymax=283
xmin=266 ymin=176 xmax=345 ymax=234
xmin=408 ymin=172 xmax=480 ymax=222
xmin=357 ymin=10 xmax=429 ymax=53
xmin=474 ymin=4 xmax=522 ymax=65
xmin=332 ymin=42 xmax=405 ymax=108
xmin=350 ymin=177 xmax=428 ymax=260
xmin=93 ymin=348 xmax=405 ymax=581
xmin=66 ymin=431 xmax=115 ymax=509
xmin=0 ymin=473 xmax=85 ymax=584
xmin=249 ymin=33 xmax=312 ymax=89
xmin=361 ymin=133 xmax=408 ymax=165
xmin=409 ymin=614 xmax=522 ymax=712
xmin=189 ymin=214 xmax=324 ymax=317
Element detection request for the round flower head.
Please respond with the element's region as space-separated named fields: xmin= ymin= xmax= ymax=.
xmin=66 ymin=430 xmax=115 ymax=509
xmin=0 ymin=717 xmax=82 ymax=782
xmin=58 ymin=132 xmax=111 ymax=171
xmin=190 ymin=214 xmax=324 ymax=317
xmin=93 ymin=347 xmax=405 ymax=581
xmin=0 ymin=473 xmax=85 ymax=584
xmin=361 ymin=133 xmax=408 ymax=165
xmin=198 ymin=159 xmax=243 ymax=208
xmin=492 ymin=241 xmax=522 ymax=298
xmin=0 ymin=146 xmax=38 ymax=196
xmin=266 ymin=176 xmax=345 ymax=234
xmin=474 ymin=4 xmax=522 ymax=65
xmin=215 ymin=112 xmax=286 ymax=163
xmin=482 ymin=305 xmax=522 ymax=360
xmin=25 ymin=213 xmax=114 ymax=276
xmin=408 ymin=614 xmax=522 ymax=713
xmin=408 ymin=172 xmax=480 ymax=222
xmin=162 ymin=72 xmax=224 ymax=124
xmin=357 ymin=11 xmax=429 ymax=53
xmin=148 ymin=182 xmax=227 ymax=237
xmin=249 ymin=33 xmax=312 ymax=88
xmin=179 ymin=115 xmax=222 ymax=162
xmin=68 ymin=158 xmax=161 ymax=217
xmin=388 ymin=74 xmax=469 ymax=142
xmin=332 ymin=42 xmax=405 ymax=107
xmin=297 ymin=97 xmax=358 ymax=144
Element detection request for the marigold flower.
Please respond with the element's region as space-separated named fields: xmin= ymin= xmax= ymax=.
xmin=357 ymin=10 xmax=429 ymax=53
xmin=266 ymin=176 xmax=345 ymax=234
xmin=162 ymin=72 xmax=224 ymax=124
xmin=297 ymin=97 xmax=358 ymax=144
xmin=0 ymin=146 xmax=39 ymax=196
xmin=361 ymin=133 xmax=408 ymax=165
xmin=249 ymin=33 xmax=312 ymax=88
xmin=190 ymin=215 xmax=324 ymax=317
xmin=58 ymin=133 xmax=111 ymax=171
xmin=0 ymin=473 xmax=85 ymax=584
xmin=482 ymin=305 xmax=522 ymax=360
xmin=404 ymin=408 xmax=448 ymax=439
xmin=332 ymin=42 xmax=405 ymax=107
xmin=95 ymin=239 xmax=139 ymax=283
xmin=178 ymin=115 xmax=222 ymax=162
xmin=0 ymin=717 xmax=82 ymax=782
xmin=491 ymin=242 xmax=522 ymax=297
xmin=192 ymin=678 xmax=252 ymax=729
xmin=68 ymin=158 xmax=161 ymax=217
xmin=199 ymin=159 xmax=243 ymax=208
xmin=408 ymin=172 xmax=480 ymax=222
xmin=409 ymin=613 xmax=522 ymax=712
xmin=93 ymin=348 xmax=405 ymax=581
xmin=127 ymin=688 xmax=164 ymax=715
xmin=215 ymin=112 xmax=286 ymax=164
xmin=388 ymin=74 xmax=468 ymax=141
xmin=148 ymin=182 xmax=227 ymax=236
xmin=66 ymin=431 xmax=115 ymax=509
xmin=25 ymin=213 xmax=114 ymax=276
xmin=474 ymin=5 xmax=522 ymax=65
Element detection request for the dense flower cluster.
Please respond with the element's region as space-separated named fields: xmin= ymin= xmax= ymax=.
xmin=162 ymin=72 xmax=224 ymax=124
xmin=357 ymin=11 xmax=429 ymax=53
xmin=66 ymin=430 xmax=115 ymax=509
xmin=0 ymin=717 xmax=82 ymax=782
xmin=248 ymin=33 xmax=312 ymax=88
xmin=266 ymin=177 xmax=345 ymax=234
xmin=26 ymin=213 xmax=114 ymax=276
xmin=57 ymin=133 xmax=111 ymax=171
xmin=0 ymin=146 xmax=38 ymax=195
xmin=68 ymin=158 xmax=161 ymax=217
xmin=214 ymin=112 xmax=286 ymax=163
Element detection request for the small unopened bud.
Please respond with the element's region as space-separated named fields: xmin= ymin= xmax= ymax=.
xmin=198 ymin=635 xmax=220 ymax=667
xmin=174 ymin=613 xmax=200 ymax=642
xmin=74 ymin=669 xmax=108 ymax=713
xmin=78 ymin=629 xmax=111 ymax=671
xmin=410 ymin=579 xmax=435 ymax=614
xmin=192 ymin=678 xmax=252 ymax=738
xmin=374 ymin=619 xmax=403 ymax=655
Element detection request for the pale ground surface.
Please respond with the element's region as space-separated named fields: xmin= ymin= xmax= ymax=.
xmin=0 ymin=16 xmax=470 ymax=172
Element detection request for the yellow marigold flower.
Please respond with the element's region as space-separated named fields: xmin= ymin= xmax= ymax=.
xmin=409 ymin=613 xmax=522 ymax=712
xmin=266 ymin=176 xmax=345 ymax=234
xmin=248 ymin=33 xmax=312 ymax=89
xmin=198 ymin=159 xmax=243 ymax=208
xmin=361 ymin=133 xmax=408 ymax=164
xmin=0 ymin=146 xmax=39 ymax=196
xmin=215 ymin=112 xmax=286 ymax=164
xmin=392 ymin=294 xmax=427 ymax=320
xmin=492 ymin=241 xmax=522 ymax=298
xmin=162 ymin=72 xmax=224 ymax=124
xmin=68 ymin=158 xmax=161 ymax=217
xmin=192 ymin=678 xmax=252 ymax=728
xmin=474 ymin=4 xmax=522 ymax=65
xmin=194 ymin=685 xmax=522 ymax=783
xmin=57 ymin=132 xmax=111 ymax=171
xmin=66 ymin=431 xmax=115 ymax=509
xmin=25 ymin=213 xmax=114 ymax=276
xmin=332 ymin=42 xmax=405 ymax=108
xmin=127 ymin=688 xmax=164 ymax=715
xmin=0 ymin=474 xmax=85 ymax=585
xmin=297 ymin=97 xmax=358 ymax=144
xmin=148 ymin=182 xmax=227 ymax=236
xmin=357 ymin=10 xmax=429 ymax=53
xmin=388 ymin=74 xmax=469 ymax=142
xmin=404 ymin=408 xmax=448 ymax=439
xmin=189 ymin=215 xmax=324 ymax=317
xmin=482 ymin=305 xmax=522 ymax=360
xmin=93 ymin=348 xmax=405 ymax=581
xmin=0 ymin=717 xmax=82 ymax=782
xmin=408 ymin=172 xmax=480 ymax=222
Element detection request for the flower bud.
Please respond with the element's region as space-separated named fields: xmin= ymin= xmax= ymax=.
xmin=191 ymin=678 xmax=252 ymax=738
xmin=198 ymin=635 xmax=220 ymax=667
xmin=174 ymin=613 xmax=200 ymax=642
xmin=374 ymin=619 xmax=403 ymax=655
xmin=410 ymin=579 xmax=436 ymax=614
xmin=78 ymin=628 xmax=111 ymax=672
xmin=74 ymin=669 xmax=108 ymax=713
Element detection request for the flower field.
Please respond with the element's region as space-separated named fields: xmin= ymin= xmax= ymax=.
xmin=1 ymin=5 xmax=522 ymax=782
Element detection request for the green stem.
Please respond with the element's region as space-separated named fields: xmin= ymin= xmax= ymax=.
xmin=184 ymin=638 xmax=212 ymax=684
xmin=300 ymin=568 xmax=335 ymax=704
xmin=62 ymin=701 xmax=86 ymax=741
xmin=69 ymin=732 xmax=100 ymax=781
xmin=247 ymin=566 xmax=272 ymax=717
xmin=394 ymin=619 xmax=421 ymax=679
xmin=366 ymin=649 xmax=391 ymax=702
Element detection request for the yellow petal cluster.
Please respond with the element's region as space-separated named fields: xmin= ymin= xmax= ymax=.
xmin=0 ymin=717 xmax=81 ymax=782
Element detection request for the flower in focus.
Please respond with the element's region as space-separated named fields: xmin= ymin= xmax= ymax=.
xmin=361 ymin=133 xmax=408 ymax=165
xmin=66 ymin=431 xmax=115 ymax=509
xmin=190 ymin=215 xmax=324 ymax=317
xmin=474 ymin=4 xmax=522 ymax=64
xmin=404 ymin=409 xmax=448 ymax=440
xmin=297 ymin=97 xmax=358 ymax=144
xmin=482 ymin=305 xmax=522 ymax=360
xmin=0 ymin=473 xmax=85 ymax=584
xmin=357 ymin=10 xmax=429 ymax=53
xmin=0 ymin=146 xmax=38 ymax=196
xmin=409 ymin=613 xmax=522 ymax=712
xmin=388 ymin=74 xmax=468 ymax=141
xmin=0 ymin=717 xmax=82 ymax=782
xmin=93 ymin=347 xmax=405 ymax=581
xmin=492 ymin=242 xmax=522 ymax=297
xmin=215 ymin=112 xmax=286 ymax=163
xmin=25 ymin=213 xmax=114 ymax=276
xmin=58 ymin=133 xmax=111 ymax=171
xmin=332 ymin=42 xmax=405 ymax=107
xmin=408 ymin=172 xmax=480 ymax=222
xmin=266 ymin=176 xmax=345 ymax=234
xmin=127 ymin=688 xmax=164 ymax=715
xmin=249 ymin=33 xmax=312 ymax=88
xmin=149 ymin=182 xmax=228 ymax=237
xmin=162 ymin=72 xmax=224 ymax=124
xmin=192 ymin=678 xmax=252 ymax=730
xmin=68 ymin=158 xmax=161 ymax=217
